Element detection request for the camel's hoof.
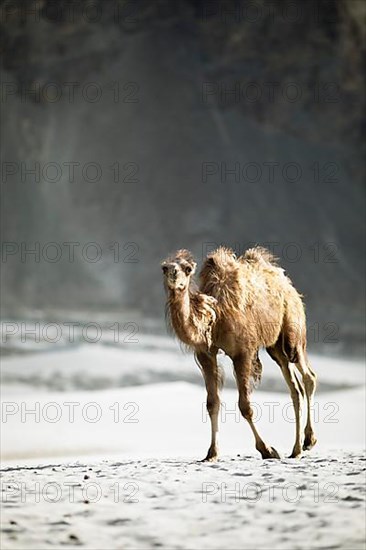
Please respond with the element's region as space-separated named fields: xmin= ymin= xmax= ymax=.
xmin=260 ymin=446 xmax=281 ymax=460
xmin=200 ymin=448 xmax=219 ymax=462
xmin=303 ymin=435 xmax=317 ymax=451
xmin=288 ymin=451 xmax=302 ymax=459
xmin=201 ymin=457 xmax=218 ymax=463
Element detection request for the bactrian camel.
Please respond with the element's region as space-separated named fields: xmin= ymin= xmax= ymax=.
xmin=161 ymin=246 xmax=317 ymax=461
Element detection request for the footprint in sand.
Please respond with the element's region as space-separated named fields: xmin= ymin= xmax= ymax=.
xmin=65 ymin=534 xmax=83 ymax=546
xmin=49 ymin=520 xmax=70 ymax=530
xmin=342 ymin=495 xmax=364 ymax=502
xmin=107 ymin=518 xmax=131 ymax=526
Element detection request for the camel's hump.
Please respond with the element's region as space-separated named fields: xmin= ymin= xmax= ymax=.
xmin=241 ymin=246 xmax=279 ymax=266
xmin=202 ymin=246 xmax=238 ymax=270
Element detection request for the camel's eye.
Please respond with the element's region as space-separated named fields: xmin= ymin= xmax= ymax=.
xmin=162 ymin=265 xmax=168 ymax=274
xmin=185 ymin=265 xmax=192 ymax=275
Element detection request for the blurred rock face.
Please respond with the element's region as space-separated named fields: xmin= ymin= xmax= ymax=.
xmin=0 ymin=1 xmax=364 ymax=348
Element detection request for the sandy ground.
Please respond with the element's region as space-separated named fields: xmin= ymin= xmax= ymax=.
xmin=1 ymin=342 xmax=365 ymax=549
xmin=1 ymin=452 xmax=365 ymax=550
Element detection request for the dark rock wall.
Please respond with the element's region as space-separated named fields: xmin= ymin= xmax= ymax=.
xmin=1 ymin=0 xmax=365 ymax=348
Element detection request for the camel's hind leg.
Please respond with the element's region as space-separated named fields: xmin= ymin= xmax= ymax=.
xmin=233 ymin=352 xmax=280 ymax=459
xmin=295 ymin=348 xmax=317 ymax=450
xmin=267 ymin=343 xmax=304 ymax=458
xmin=196 ymin=350 xmax=221 ymax=462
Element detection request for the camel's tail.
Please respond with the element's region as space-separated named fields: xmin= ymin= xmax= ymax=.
xmin=217 ymin=361 xmax=225 ymax=390
xmin=251 ymin=353 xmax=263 ymax=389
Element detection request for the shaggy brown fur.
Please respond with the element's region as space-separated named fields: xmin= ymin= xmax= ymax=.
xmin=162 ymin=246 xmax=317 ymax=461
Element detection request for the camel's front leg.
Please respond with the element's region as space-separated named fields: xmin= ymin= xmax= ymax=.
xmin=196 ymin=350 xmax=221 ymax=462
xmin=233 ymin=353 xmax=280 ymax=459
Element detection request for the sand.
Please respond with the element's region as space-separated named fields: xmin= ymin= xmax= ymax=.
xmin=1 ymin=452 xmax=365 ymax=550
xmin=1 ymin=341 xmax=365 ymax=549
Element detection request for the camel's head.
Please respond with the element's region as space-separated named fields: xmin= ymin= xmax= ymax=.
xmin=161 ymin=249 xmax=197 ymax=291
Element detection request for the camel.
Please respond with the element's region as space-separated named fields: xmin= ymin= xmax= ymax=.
xmin=161 ymin=246 xmax=317 ymax=461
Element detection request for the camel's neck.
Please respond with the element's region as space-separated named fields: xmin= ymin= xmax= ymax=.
xmin=167 ymin=286 xmax=205 ymax=349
